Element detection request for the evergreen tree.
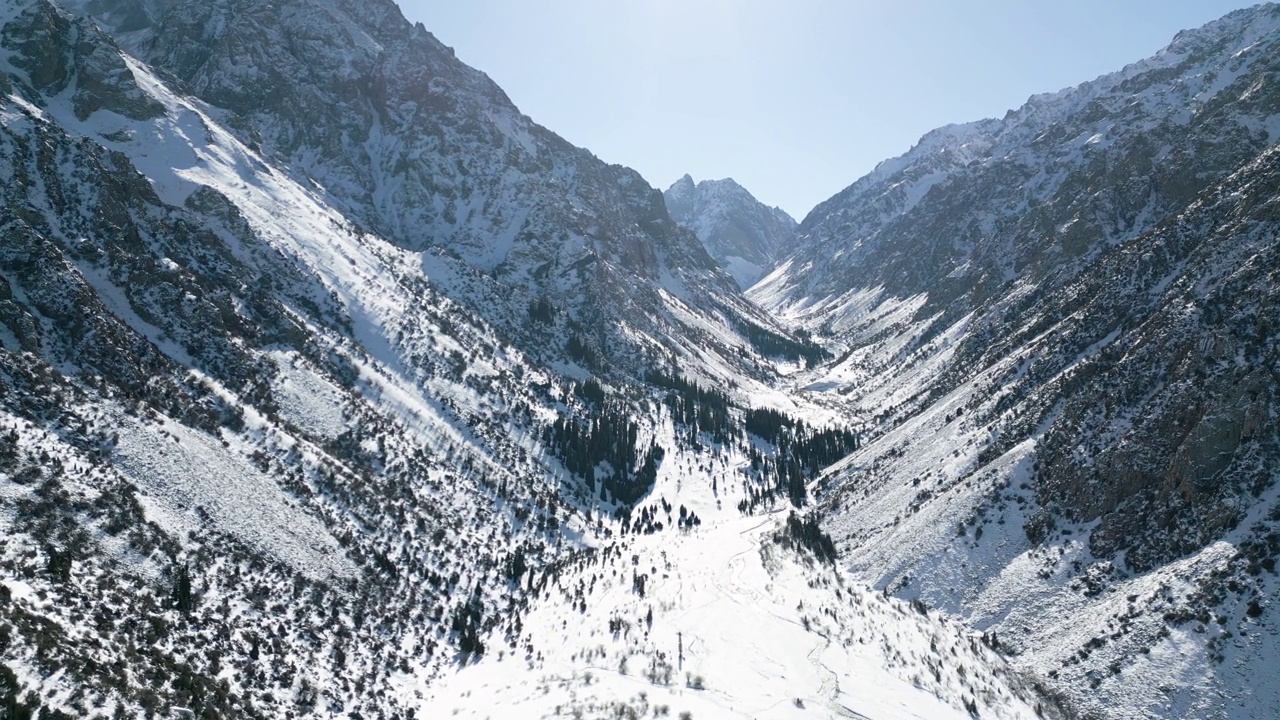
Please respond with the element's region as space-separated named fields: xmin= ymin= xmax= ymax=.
xmin=174 ymin=564 xmax=194 ymax=614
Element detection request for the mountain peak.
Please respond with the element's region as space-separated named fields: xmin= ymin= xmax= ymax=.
xmin=664 ymin=175 xmax=796 ymax=289
xmin=665 ymin=173 xmax=698 ymax=205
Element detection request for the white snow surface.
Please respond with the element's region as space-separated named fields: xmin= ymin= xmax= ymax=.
xmin=418 ymin=426 xmax=1046 ymax=720
xmin=266 ymin=350 xmax=349 ymax=440
xmin=112 ymin=412 xmax=356 ymax=579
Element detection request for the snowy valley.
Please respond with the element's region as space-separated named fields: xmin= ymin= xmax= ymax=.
xmin=0 ymin=1 xmax=1278 ymax=719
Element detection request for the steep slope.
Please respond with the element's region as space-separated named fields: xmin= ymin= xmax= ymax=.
xmin=819 ymin=146 xmax=1280 ymax=719
xmin=60 ymin=0 xmax=813 ymax=381
xmin=0 ymin=3 xmax=600 ymax=716
xmin=0 ymin=1 xmax=1061 ymax=718
xmin=751 ymin=6 xmax=1280 ymax=718
xmin=664 ymin=174 xmax=796 ymax=289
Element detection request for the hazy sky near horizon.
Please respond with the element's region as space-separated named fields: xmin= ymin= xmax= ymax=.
xmin=400 ymin=1 xmax=1260 ymax=219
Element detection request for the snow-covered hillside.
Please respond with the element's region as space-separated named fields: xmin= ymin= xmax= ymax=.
xmin=754 ymin=5 xmax=1280 ymax=718
xmin=0 ymin=4 xmax=601 ymax=714
xmin=424 ymin=420 xmax=1061 ymax=720
xmin=56 ymin=0 xmax=815 ymax=384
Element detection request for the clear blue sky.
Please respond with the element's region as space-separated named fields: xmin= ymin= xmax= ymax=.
xmin=399 ymin=0 xmax=1262 ymax=220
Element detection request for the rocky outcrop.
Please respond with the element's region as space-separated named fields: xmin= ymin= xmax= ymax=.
xmin=2 ymin=0 xmax=163 ymax=120
xmin=664 ymin=174 xmax=796 ymax=289
xmin=61 ymin=0 xmax=806 ymax=378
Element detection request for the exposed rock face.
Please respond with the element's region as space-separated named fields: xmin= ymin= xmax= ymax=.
xmin=58 ymin=0 xmax=807 ymax=379
xmin=664 ymin=174 xmax=796 ymax=289
xmin=1 ymin=0 xmax=163 ymax=120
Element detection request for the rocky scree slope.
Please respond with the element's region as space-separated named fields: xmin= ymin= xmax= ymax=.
xmin=664 ymin=174 xmax=796 ymax=290
xmin=752 ymin=5 xmax=1280 ymax=718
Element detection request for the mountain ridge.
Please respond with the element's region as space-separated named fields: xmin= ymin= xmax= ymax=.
xmin=61 ymin=0 xmax=817 ymax=385
xmin=752 ymin=4 xmax=1280 ymax=717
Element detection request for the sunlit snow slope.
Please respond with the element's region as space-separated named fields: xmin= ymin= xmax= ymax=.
xmin=424 ymin=431 xmax=1057 ymax=720
xmin=759 ymin=6 xmax=1280 ymax=719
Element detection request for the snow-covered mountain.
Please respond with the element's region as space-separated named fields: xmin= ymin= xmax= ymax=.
xmin=664 ymin=174 xmax=796 ymax=289
xmin=2 ymin=0 xmax=1278 ymax=718
xmin=0 ymin=0 xmax=1058 ymax=718
xmin=53 ymin=0 xmax=817 ymax=384
xmin=753 ymin=4 xmax=1280 ymax=717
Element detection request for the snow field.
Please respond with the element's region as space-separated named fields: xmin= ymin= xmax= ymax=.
xmin=421 ymin=416 xmax=1047 ymax=720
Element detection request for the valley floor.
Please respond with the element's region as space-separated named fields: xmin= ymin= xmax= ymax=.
xmin=418 ymin=441 xmax=1048 ymax=720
